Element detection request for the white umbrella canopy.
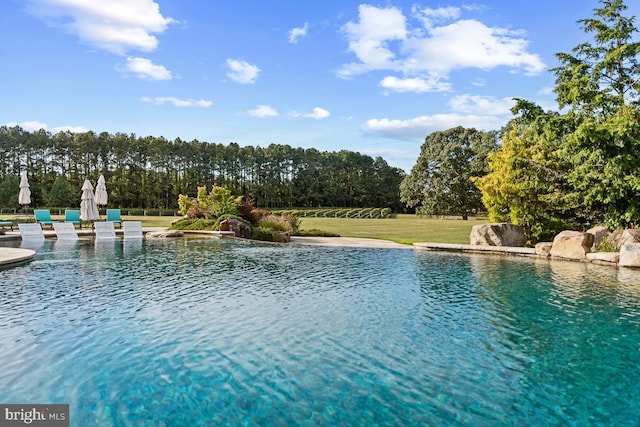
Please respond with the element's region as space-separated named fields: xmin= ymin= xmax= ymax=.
xmin=80 ymin=179 xmax=100 ymax=221
xmin=95 ymin=174 xmax=108 ymax=206
xmin=18 ymin=171 xmax=31 ymax=206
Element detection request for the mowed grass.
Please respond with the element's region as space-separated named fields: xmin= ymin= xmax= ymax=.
xmin=299 ymin=214 xmax=487 ymax=245
xmin=118 ymin=215 xmax=178 ymax=228
xmin=128 ymin=213 xmax=485 ymax=244
xmin=4 ymin=212 xmax=484 ymax=245
xmin=103 ymin=214 xmax=487 ymax=245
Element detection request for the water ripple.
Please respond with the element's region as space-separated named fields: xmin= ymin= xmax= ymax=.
xmin=2 ymin=239 xmax=640 ymax=425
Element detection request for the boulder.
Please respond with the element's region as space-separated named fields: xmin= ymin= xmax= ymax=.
xmin=606 ymin=229 xmax=625 ymax=249
xmin=619 ymin=242 xmax=640 ymax=268
xmin=535 ymin=242 xmax=553 ymax=257
xmin=470 ymin=223 xmax=526 ymax=247
xmin=549 ymin=230 xmax=594 ymax=260
xmin=146 ymin=230 xmax=184 ymax=239
xmin=219 ymin=218 xmax=252 ymax=239
xmin=586 ymin=226 xmax=609 ymax=248
xmin=618 ymin=229 xmax=640 ymax=247
xmin=586 ymin=252 xmax=620 ymax=264
xmin=605 ymin=229 xmax=640 ymax=250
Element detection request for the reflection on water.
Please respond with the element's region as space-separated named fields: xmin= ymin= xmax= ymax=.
xmin=1 ymin=240 xmax=640 ymax=426
xmin=466 ymin=253 xmax=640 ymax=425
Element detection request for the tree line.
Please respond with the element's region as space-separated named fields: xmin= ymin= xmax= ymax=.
xmin=0 ymin=127 xmax=405 ymax=211
xmin=401 ymin=0 xmax=640 ymax=241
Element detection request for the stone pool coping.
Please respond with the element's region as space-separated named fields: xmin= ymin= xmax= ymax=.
xmin=412 ymin=242 xmax=537 ymax=256
xmin=0 ymin=247 xmax=36 ymax=267
xmin=290 ymin=236 xmax=411 ymax=249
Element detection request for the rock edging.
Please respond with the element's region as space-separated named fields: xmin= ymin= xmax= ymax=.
xmin=464 ymin=223 xmax=640 ymax=269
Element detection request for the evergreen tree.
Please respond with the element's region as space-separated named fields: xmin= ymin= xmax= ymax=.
xmin=552 ymin=0 xmax=640 ymax=117
xmin=553 ymin=0 xmax=640 ymax=228
xmin=44 ymin=176 xmax=77 ymax=208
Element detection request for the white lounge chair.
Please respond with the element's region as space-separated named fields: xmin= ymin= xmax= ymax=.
xmin=18 ymin=223 xmax=45 ymax=242
xmin=123 ymin=221 xmax=143 ymax=239
xmin=53 ymin=222 xmax=79 ymax=240
xmin=94 ymin=221 xmax=117 ymax=239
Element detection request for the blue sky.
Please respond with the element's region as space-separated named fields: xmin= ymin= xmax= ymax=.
xmin=2 ymin=1 xmax=638 ymax=172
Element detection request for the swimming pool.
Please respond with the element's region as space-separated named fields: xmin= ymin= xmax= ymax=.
xmin=1 ymin=238 xmax=640 ymax=426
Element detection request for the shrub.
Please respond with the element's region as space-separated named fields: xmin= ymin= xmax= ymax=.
xmin=178 ymin=186 xmax=241 ymax=220
xmin=380 ymin=208 xmax=392 ymax=218
xmin=251 ymin=227 xmax=290 ymax=242
xmin=169 ymin=218 xmax=219 ymax=230
xmin=258 ymin=214 xmax=294 ymax=232
xmin=294 ymin=229 xmax=340 ymax=237
xmin=280 ymin=213 xmax=301 ymax=232
xmin=594 ymin=240 xmax=618 ymax=252
xmin=238 ymin=198 xmax=274 ymax=224
xmin=258 ymin=218 xmax=289 ymax=232
xmin=347 ymin=209 xmax=360 ymax=218
xmin=187 ymin=204 xmax=211 ymax=219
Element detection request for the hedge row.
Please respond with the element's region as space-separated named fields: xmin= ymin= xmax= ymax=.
xmin=272 ymin=207 xmax=394 ymax=219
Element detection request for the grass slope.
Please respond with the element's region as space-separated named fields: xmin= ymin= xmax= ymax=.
xmin=299 ymin=214 xmax=486 ymax=245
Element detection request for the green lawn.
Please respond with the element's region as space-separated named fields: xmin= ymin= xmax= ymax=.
xmin=2 ymin=212 xmax=484 ymax=245
xmin=117 ymin=215 xmax=179 ymax=228
xmin=140 ymin=213 xmax=483 ymax=244
xmin=298 ymin=214 xmax=486 ymax=245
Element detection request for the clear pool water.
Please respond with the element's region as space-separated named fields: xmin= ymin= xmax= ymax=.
xmin=1 ymin=238 xmax=640 ymax=426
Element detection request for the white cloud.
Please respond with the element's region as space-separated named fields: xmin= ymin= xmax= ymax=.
xmin=539 ymin=86 xmax=554 ymax=96
xmin=289 ymin=23 xmax=309 ymax=44
xmin=52 ymin=125 xmax=89 ymax=133
xmin=140 ymin=96 xmax=212 ymax=107
xmin=290 ymin=107 xmax=330 ymax=119
xmin=338 ymin=4 xmax=408 ymax=78
xmin=226 ymin=59 xmax=261 ymax=84
xmin=405 ymin=19 xmax=544 ymax=76
xmin=248 ymin=105 xmax=278 ymax=118
xmin=6 ymin=120 xmax=88 ymax=133
xmin=362 ymin=94 xmax=516 ymax=141
xmin=120 ymin=57 xmax=172 ymax=81
xmin=338 ymin=4 xmax=545 ymax=80
xmin=362 ymin=113 xmax=507 ymax=141
xmin=27 ymin=0 xmax=175 ymax=55
xmin=380 ymin=76 xmax=451 ymax=93
xmin=448 ymin=94 xmax=515 ymax=115
xmin=414 ymin=6 xmax=461 ymax=28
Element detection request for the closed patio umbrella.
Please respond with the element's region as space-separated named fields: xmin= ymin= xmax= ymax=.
xmin=95 ymin=175 xmax=108 ymax=206
xmin=18 ymin=171 xmax=31 ymax=209
xmin=80 ymin=179 xmax=100 ymax=222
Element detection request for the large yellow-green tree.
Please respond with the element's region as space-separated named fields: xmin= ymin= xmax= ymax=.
xmin=473 ymin=102 xmax=575 ymax=241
